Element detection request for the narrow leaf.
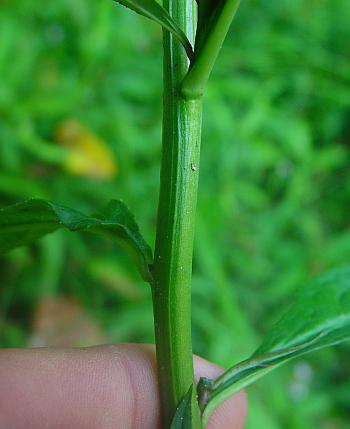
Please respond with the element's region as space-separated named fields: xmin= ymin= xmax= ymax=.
xmin=111 ymin=0 xmax=193 ymax=60
xmin=200 ymin=267 xmax=350 ymax=425
xmin=0 ymin=199 xmax=152 ymax=282
xmin=170 ymin=385 xmax=194 ymax=429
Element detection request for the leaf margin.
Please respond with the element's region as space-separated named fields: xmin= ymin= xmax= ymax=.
xmin=170 ymin=385 xmax=194 ymax=429
xmin=0 ymin=198 xmax=153 ymax=282
xmin=199 ymin=266 xmax=350 ymax=425
xmin=112 ymin=0 xmax=194 ymax=60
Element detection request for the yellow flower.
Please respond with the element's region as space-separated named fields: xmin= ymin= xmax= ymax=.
xmin=55 ymin=120 xmax=117 ymax=180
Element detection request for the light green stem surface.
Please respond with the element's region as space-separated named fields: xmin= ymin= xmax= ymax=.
xmin=152 ymin=0 xmax=203 ymax=427
xmin=181 ymin=0 xmax=241 ymax=99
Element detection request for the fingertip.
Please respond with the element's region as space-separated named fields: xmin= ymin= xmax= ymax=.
xmin=0 ymin=345 xmax=247 ymax=429
xmin=206 ymin=390 xmax=247 ymax=429
xmin=0 ymin=345 xmax=160 ymax=429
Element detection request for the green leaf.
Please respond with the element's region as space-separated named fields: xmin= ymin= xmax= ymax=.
xmin=199 ymin=267 xmax=350 ymax=425
xmin=170 ymin=385 xmax=194 ymax=429
xmin=0 ymin=199 xmax=153 ymax=282
xmin=111 ymin=0 xmax=193 ymax=60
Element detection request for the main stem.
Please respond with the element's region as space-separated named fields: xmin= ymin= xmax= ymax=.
xmin=152 ymin=0 xmax=203 ymax=427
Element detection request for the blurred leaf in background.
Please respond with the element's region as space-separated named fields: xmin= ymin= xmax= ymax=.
xmin=0 ymin=0 xmax=350 ymax=428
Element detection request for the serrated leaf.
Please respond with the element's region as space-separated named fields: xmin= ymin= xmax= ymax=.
xmin=0 ymin=199 xmax=152 ymax=282
xmin=111 ymin=0 xmax=193 ymax=60
xmin=170 ymin=385 xmax=194 ymax=429
xmin=200 ymin=267 xmax=350 ymax=425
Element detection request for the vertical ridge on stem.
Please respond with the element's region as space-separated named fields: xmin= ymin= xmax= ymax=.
xmin=152 ymin=0 xmax=203 ymax=427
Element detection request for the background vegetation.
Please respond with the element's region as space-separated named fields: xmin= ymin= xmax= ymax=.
xmin=1 ymin=0 xmax=349 ymax=427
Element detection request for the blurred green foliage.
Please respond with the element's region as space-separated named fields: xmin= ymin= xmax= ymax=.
xmin=1 ymin=0 xmax=350 ymax=427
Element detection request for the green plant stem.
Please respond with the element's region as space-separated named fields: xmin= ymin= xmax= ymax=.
xmin=151 ymin=0 xmax=202 ymax=427
xmin=181 ymin=0 xmax=241 ymax=99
